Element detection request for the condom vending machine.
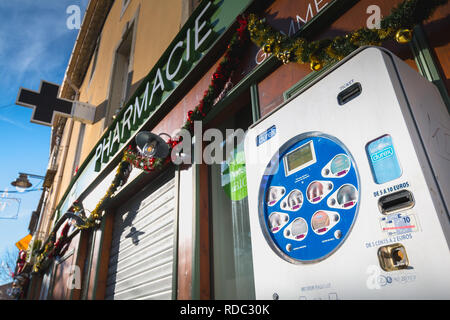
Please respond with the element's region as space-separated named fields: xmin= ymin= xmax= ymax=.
xmin=245 ymin=47 xmax=450 ymax=299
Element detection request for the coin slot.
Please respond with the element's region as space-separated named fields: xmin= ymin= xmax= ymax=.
xmin=378 ymin=190 xmax=414 ymax=215
xmin=377 ymin=243 xmax=409 ymax=272
xmin=337 ymin=82 xmax=362 ymax=105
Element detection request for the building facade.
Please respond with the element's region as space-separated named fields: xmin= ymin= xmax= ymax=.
xmin=22 ymin=0 xmax=449 ymax=300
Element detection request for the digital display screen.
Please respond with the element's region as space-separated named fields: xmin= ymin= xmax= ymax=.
xmin=285 ymin=141 xmax=315 ymax=174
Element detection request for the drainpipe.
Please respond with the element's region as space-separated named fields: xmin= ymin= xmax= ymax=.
xmin=33 ymin=121 xmax=64 ymax=243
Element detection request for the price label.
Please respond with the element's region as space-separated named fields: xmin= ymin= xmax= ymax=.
xmin=380 ymin=213 xmax=419 ymax=236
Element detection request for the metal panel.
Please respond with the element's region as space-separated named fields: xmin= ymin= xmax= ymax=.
xmin=105 ymin=174 xmax=176 ymax=300
xmin=244 ymin=47 xmax=450 ymax=299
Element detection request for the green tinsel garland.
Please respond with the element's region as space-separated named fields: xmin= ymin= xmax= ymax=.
xmin=248 ymin=0 xmax=448 ymax=70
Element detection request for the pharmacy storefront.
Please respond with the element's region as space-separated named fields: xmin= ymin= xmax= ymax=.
xmin=28 ymin=0 xmax=450 ymax=300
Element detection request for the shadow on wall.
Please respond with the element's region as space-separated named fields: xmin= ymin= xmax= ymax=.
xmin=125 ymin=226 xmax=145 ymax=245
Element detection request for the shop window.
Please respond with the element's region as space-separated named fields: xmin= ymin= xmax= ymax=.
xmin=80 ymin=230 xmax=96 ymax=300
xmin=104 ymin=24 xmax=134 ymax=128
xmin=89 ymin=35 xmax=101 ymax=85
xmin=38 ymin=264 xmax=54 ymax=300
xmin=257 ymin=62 xmax=310 ymax=117
xmin=51 ymin=250 xmax=75 ymax=300
xmin=209 ymin=103 xmax=255 ymax=299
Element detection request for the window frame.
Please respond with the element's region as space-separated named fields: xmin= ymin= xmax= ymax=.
xmin=121 ymin=0 xmax=131 ymax=19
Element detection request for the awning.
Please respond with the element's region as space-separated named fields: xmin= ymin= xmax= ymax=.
xmin=15 ymin=234 xmax=32 ymax=251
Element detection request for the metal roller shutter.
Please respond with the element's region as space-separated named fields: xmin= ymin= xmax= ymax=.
xmin=105 ymin=173 xmax=177 ymax=300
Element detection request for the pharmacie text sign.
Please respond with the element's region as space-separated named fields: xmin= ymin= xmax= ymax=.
xmin=94 ymin=1 xmax=216 ymax=171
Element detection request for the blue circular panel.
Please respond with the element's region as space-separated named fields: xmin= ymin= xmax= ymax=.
xmin=259 ymin=133 xmax=360 ymax=263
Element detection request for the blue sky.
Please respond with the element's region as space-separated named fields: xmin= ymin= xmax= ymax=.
xmin=0 ymin=0 xmax=88 ymax=284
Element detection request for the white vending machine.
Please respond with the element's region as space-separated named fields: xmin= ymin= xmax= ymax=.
xmin=244 ymin=46 xmax=450 ymax=299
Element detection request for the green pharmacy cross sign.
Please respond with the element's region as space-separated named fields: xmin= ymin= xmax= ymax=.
xmin=16 ymin=81 xmax=73 ymax=127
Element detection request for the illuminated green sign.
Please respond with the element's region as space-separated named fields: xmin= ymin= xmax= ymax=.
xmin=56 ymin=0 xmax=253 ymax=217
xmin=94 ymin=0 xmax=217 ymax=171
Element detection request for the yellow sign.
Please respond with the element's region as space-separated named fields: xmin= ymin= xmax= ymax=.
xmin=15 ymin=234 xmax=32 ymax=251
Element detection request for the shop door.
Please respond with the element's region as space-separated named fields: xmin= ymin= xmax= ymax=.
xmin=105 ymin=172 xmax=177 ymax=300
xmin=209 ymin=101 xmax=255 ymax=299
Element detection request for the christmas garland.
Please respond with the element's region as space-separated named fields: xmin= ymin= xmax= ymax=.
xmin=32 ymin=160 xmax=133 ymax=272
xmin=31 ymin=0 xmax=448 ymax=274
xmin=181 ymin=15 xmax=249 ymax=132
xmin=248 ymin=0 xmax=448 ymax=70
xmin=33 ymin=222 xmax=71 ymax=273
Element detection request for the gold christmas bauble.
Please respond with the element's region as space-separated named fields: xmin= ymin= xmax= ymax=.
xmin=395 ymin=29 xmax=413 ymax=44
xmin=310 ymin=59 xmax=323 ymax=71
xmin=263 ymin=44 xmax=272 ymax=53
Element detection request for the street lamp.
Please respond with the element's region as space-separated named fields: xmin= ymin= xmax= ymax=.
xmin=135 ymin=131 xmax=170 ymax=158
xmin=11 ymin=173 xmax=45 ymax=193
